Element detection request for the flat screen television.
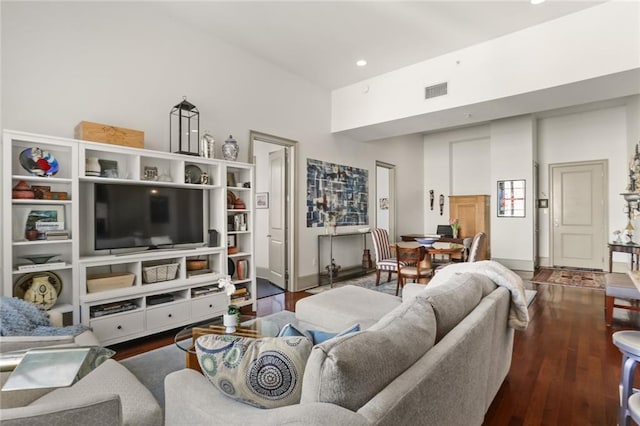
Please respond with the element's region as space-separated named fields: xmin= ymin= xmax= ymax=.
xmin=94 ymin=183 xmax=204 ymax=251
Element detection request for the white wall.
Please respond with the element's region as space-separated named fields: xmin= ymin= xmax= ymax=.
xmin=1 ymin=2 xmax=424 ymax=288
xmin=537 ymin=103 xmax=628 ymax=268
xmin=489 ymin=115 xmax=535 ymax=269
xmin=332 ymin=1 xmax=640 ymax=133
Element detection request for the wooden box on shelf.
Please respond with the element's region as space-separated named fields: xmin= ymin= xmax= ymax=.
xmin=74 ymin=121 xmax=144 ymax=148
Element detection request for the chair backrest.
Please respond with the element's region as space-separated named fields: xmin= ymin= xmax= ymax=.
xmin=396 ymin=245 xmax=426 ymax=267
xmin=371 ymin=228 xmax=392 ymax=261
xmin=467 ymin=232 xmax=487 ymax=262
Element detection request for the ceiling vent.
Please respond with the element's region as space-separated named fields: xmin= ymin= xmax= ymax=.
xmin=424 ymin=82 xmax=448 ymax=100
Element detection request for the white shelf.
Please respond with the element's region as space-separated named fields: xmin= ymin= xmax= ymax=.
xmin=3 ymin=130 xmax=256 ymax=345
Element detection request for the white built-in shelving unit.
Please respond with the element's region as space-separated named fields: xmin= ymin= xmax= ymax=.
xmin=2 ymin=130 xmax=255 ymax=345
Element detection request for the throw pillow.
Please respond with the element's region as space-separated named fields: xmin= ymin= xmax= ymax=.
xmin=196 ymin=334 xmax=312 ymax=409
xmin=278 ymin=323 xmax=360 ymax=345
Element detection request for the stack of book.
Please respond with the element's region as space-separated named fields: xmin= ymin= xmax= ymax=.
xmin=45 ymin=230 xmax=70 ymax=240
xmin=230 ymin=286 xmax=251 ymax=304
xmin=90 ymin=300 xmax=138 ymax=318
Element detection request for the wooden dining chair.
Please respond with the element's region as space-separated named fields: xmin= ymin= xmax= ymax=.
xmin=395 ymin=245 xmax=431 ymax=296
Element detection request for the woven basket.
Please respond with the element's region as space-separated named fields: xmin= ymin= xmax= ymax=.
xmin=142 ymin=262 xmax=179 ymax=284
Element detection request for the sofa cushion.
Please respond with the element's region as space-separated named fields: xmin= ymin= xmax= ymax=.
xmin=196 ymin=334 xmax=312 ymax=409
xmin=295 ymin=285 xmax=401 ymax=331
xmin=418 ymin=272 xmax=489 ymax=341
xmin=300 ymin=295 xmax=436 ymax=411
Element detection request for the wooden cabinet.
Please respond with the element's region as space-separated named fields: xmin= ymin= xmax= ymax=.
xmin=449 ymin=195 xmax=490 ymax=259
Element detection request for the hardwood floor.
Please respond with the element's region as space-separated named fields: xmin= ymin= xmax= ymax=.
xmin=109 ymin=283 xmax=635 ymax=425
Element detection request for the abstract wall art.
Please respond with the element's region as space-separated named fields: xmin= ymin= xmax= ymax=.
xmin=306 ymin=158 xmax=368 ymax=227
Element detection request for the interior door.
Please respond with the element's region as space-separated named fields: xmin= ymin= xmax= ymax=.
xmin=268 ymin=149 xmax=286 ymax=289
xmin=551 ymin=161 xmax=606 ymax=269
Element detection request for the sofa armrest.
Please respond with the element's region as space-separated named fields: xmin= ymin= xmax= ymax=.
xmin=1 ymin=394 xmax=122 ymax=426
xmin=402 ymin=283 xmax=426 ymax=302
xmin=165 ymin=369 xmax=367 ymax=426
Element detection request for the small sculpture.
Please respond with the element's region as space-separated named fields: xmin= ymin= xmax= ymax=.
xmin=326 ymin=258 xmax=341 ymax=278
xmin=614 ymin=230 xmax=622 ymax=243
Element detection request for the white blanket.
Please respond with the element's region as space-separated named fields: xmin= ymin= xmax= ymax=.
xmin=429 ymin=260 xmax=529 ymax=330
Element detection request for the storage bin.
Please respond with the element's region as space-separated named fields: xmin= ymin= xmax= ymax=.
xmin=142 ymin=263 xmax=180 ymax=283
xmin=87 ymin=272 xmax=135 ymax=293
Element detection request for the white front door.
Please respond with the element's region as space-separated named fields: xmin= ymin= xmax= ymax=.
xmin=551 ymin=161 xmax=606 ymax=269
xmin=268 ymin=149 xmax=286 ymax=289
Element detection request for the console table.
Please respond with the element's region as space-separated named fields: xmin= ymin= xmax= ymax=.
xmin=608 ymin=242 xmax=640 ymax=272
xmin=317 ymin=231 xmax=374 ymax=287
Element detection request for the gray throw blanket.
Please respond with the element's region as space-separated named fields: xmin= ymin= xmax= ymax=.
xmin=429 ymin=260 xmax=530 ymax=330
xmin=0 ymin=297 xmax=88 ymax=336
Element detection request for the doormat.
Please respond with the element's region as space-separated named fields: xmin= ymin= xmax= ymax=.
xmin=531 ymin=267 xmax=605 ymax=290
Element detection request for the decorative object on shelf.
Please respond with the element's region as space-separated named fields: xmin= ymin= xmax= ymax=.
xmin=19 ymin=254 xmax=60 ymax=264
xmin=142 ymin=262 xmax=180 ymax=284
xmin=199 ymin=129 xmax=215 ymax=158
xmin=200 ymin=172 xmax=209 ymax=184
xmin=143 ymin=166 xmax=158 ymax=181
xmin=227 ymin=259 xmax=236 ymax=277
xmin=429 ymin=190 xmax=434 ymax=210
xmin=186 ymin=258 xmax=208 ymax=271
xmin=14 ymin=271 xmax=63 ymax=311
xmin=439 ymin=194 xmax=445 ymax=216
xmin=31 ymin=185 xmax=51 ymax=199
xmin=98 ymin=159 xmax=118 ymax=178
xmin=43 ymin=191 xmax=68 ymax=200
xmin=613 ymin=230 xmax=622 ymax=243
xmin=227 ymin=190 xmax=237 ymax=207
xmin=256 ymin=192 xmax=269 ymax=209
xmin=185 ymin=164 xmax=202 ymax=184
xmin=326 ymin=258 xmax=341 ymax=277
xmin=234 ymin=197 xmax=246 ymax=210
xmin=450 ymin=218 xmax=460 ymax=239
xmin=19 ymin=147 xmax=59 ymax=176
xmin=12 ymin=180 xmax=35 ymax=199
xmin=208 ymin=229 xmax=219 ymax=247
xmin=85 ymin=157 xmax=101 ymax=177
xmin=25 ymin=230 xmax=39 ymax=241
xmin=362 ymin=249 xmax=373 ymax=269
xmin=75 ymin=120 xmax=144 ymax=148
xmin=170 ymin=96 xmax=199 ymax=156
xmin=222 ymin=135 xmax=239 ymax=161
xmin=227 ymin=172 xmax=237 ymax=187
xmin=86 ymin=272 xmax=135 ymax=293
xmin=227 ymin=235 xmax=237 ymax=255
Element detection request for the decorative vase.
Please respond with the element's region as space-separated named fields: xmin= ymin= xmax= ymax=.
xmin=452 ymin=227 xmax=459 ymax=239
xmin=24 ymin=275 xmax=58 ymax=310
xmin=223 ymin=313 xmax=237 ymax=333
xmin=199 ymin=130 xmax=215 ymax=158
xmin=85 ymin=157 xmax=101 ymax=177
xmin=222 ymin=135 xmax=238 ymax=161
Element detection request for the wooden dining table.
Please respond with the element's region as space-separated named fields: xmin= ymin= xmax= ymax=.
xmin=394 ymin=241 xmax=466 ymax=283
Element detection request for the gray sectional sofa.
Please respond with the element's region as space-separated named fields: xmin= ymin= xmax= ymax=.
xmin=165 ymin=261 xmax=527 ymax=426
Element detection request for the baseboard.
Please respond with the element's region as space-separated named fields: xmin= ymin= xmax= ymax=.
xmin=295 ymin=273 xmax=321 ymax=291
xmin=492 ymin=258 xmax=535 ymax=272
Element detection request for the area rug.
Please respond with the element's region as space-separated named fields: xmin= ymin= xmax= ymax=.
xmin=531 ymin=267 xmax=605 ymax=290
xmin=120 ymin=341 xmax=185 ymax=408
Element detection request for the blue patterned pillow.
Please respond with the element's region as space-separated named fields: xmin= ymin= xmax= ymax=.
xmin=278 ymin=323 xmax=360 ymax=344
xmin=196 ymin=334 xmax=312 ymax=408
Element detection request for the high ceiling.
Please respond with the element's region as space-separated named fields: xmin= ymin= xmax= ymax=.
xmin=156 ymin=1 xmax=604 ymax=90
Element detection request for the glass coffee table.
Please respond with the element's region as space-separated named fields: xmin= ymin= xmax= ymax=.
xmin=174 ymin=315 xmax=281 ymax=372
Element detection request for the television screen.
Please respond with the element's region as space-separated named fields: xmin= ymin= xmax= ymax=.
xmin=95 ymin=183 xmax=204 ymax=250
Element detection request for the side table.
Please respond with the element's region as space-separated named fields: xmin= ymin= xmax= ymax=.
xmin=608 ymin=242 xmax=640 ymax=272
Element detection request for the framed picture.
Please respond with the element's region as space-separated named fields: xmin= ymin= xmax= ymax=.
xmin=256 ymin=192 xmax=269 ymax=209
xmin=12 ymin=205 xmax=65 ymax=241
xmin=227 ymin=234 xmax=237 ymax=248
xmin=497 ymin=180 xmax=526 ymax=217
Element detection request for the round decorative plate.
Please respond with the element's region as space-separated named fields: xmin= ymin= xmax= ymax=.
xmin=19 ymin=254 xmax=60 ymax=264
xmin=13 ymin=271 xmax=63 ymax=300
xmin=185 ymin=164 xmax=202 ymax=184
xmin=19 ymin=147 xmax=59 ymax=176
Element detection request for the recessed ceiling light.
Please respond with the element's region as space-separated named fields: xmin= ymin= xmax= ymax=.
xmin=356 ymin=60 xmax=367 ymax=67
xmin=530 ymin=0 xmax=546 ymax=4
